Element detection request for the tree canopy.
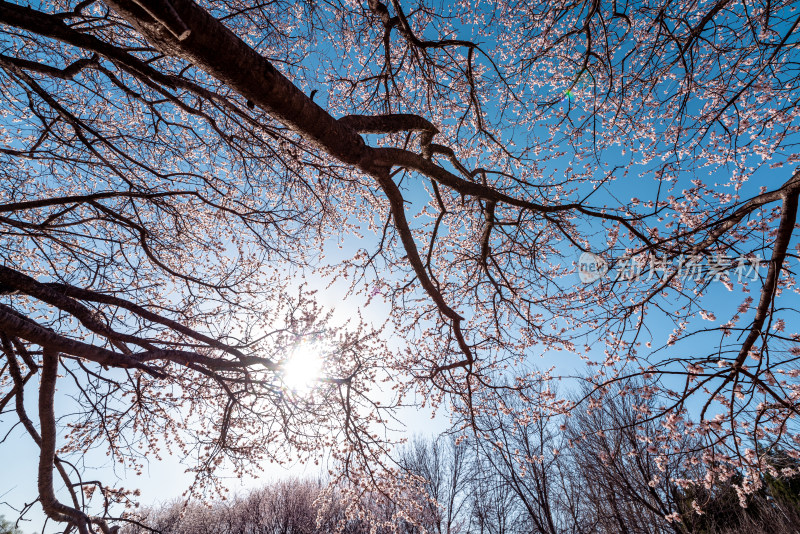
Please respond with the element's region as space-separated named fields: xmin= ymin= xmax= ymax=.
xmin=1 ymin=0 xmax=799 ymax=532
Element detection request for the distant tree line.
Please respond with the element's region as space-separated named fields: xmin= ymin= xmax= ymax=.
xmin=3 ymin=1 xmax=800 ymax=532
xmin=0 ymin=516 xmax=24 ymax=534
xmin=124 ymin=386 xmax=800 ymax=534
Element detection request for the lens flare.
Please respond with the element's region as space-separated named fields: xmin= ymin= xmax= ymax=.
xmin=281 ymin=343 xmax=323 ymax=393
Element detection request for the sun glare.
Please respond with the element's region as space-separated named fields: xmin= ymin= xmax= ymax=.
xmin=281 ymin=343 xmax=323 ymax=393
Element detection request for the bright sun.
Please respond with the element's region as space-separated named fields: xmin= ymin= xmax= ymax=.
xmin=281 ymin=342 xmax=323 ymax=393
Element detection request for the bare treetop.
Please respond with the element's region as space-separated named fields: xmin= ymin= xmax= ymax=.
xmin=0 ymin=0 xmax=799 ymax=531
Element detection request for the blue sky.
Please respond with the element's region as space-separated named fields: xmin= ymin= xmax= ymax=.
xmin=2 ymin=0 xmax=800 ymax=531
